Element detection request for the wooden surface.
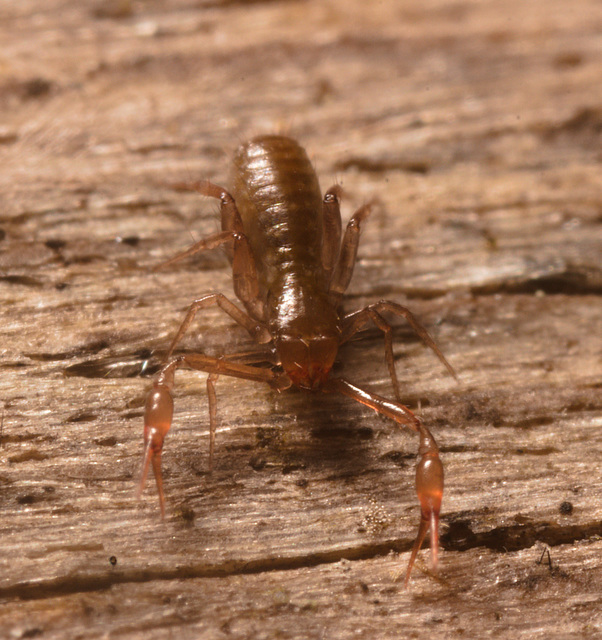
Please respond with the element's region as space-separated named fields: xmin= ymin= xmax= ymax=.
xmin=1 ymin=0 xmax=601 ymax=638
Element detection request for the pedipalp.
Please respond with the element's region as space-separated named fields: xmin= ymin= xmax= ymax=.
xmin=324 ymin=377 xmax=443 ymax=581
xmin=138 ymin=351 xmax=290 ymax=519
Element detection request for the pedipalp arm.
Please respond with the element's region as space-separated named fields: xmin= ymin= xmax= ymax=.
xmin=138 ymin=354 xmax=290 ymax=518
xmin=323 ymin=376 xmax=443 ymax=585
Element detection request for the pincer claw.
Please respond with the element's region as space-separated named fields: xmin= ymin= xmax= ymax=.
xmin=137 ymin=383 xmax=174 ymax=519
xmin=402 ymin=431 xmax=444 ymax=586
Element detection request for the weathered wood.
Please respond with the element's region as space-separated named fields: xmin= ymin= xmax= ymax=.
xmin=1 ymin=0 xmax=601 ymax=638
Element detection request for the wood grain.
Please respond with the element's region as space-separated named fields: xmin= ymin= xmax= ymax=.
xmin=1 ymin=0 xmax=601 ymax=638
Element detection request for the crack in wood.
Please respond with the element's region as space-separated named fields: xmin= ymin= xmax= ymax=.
xmin=3 ymin=520 xmax=600 ymax=602
xmin=442 ymin=519 xmax=602 ymax=553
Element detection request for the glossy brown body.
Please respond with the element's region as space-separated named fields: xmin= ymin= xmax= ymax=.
xmin=230 ymin=136 xmax=340 ymax=388
xmin=138 ymin=135 xmax=456 ymax=585
xmin=231 ymin=136 xmax=327 ymax=294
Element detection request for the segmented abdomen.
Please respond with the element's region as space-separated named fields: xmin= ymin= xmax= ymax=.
xmin=230 ymin=135 xmax=324 ymax=292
